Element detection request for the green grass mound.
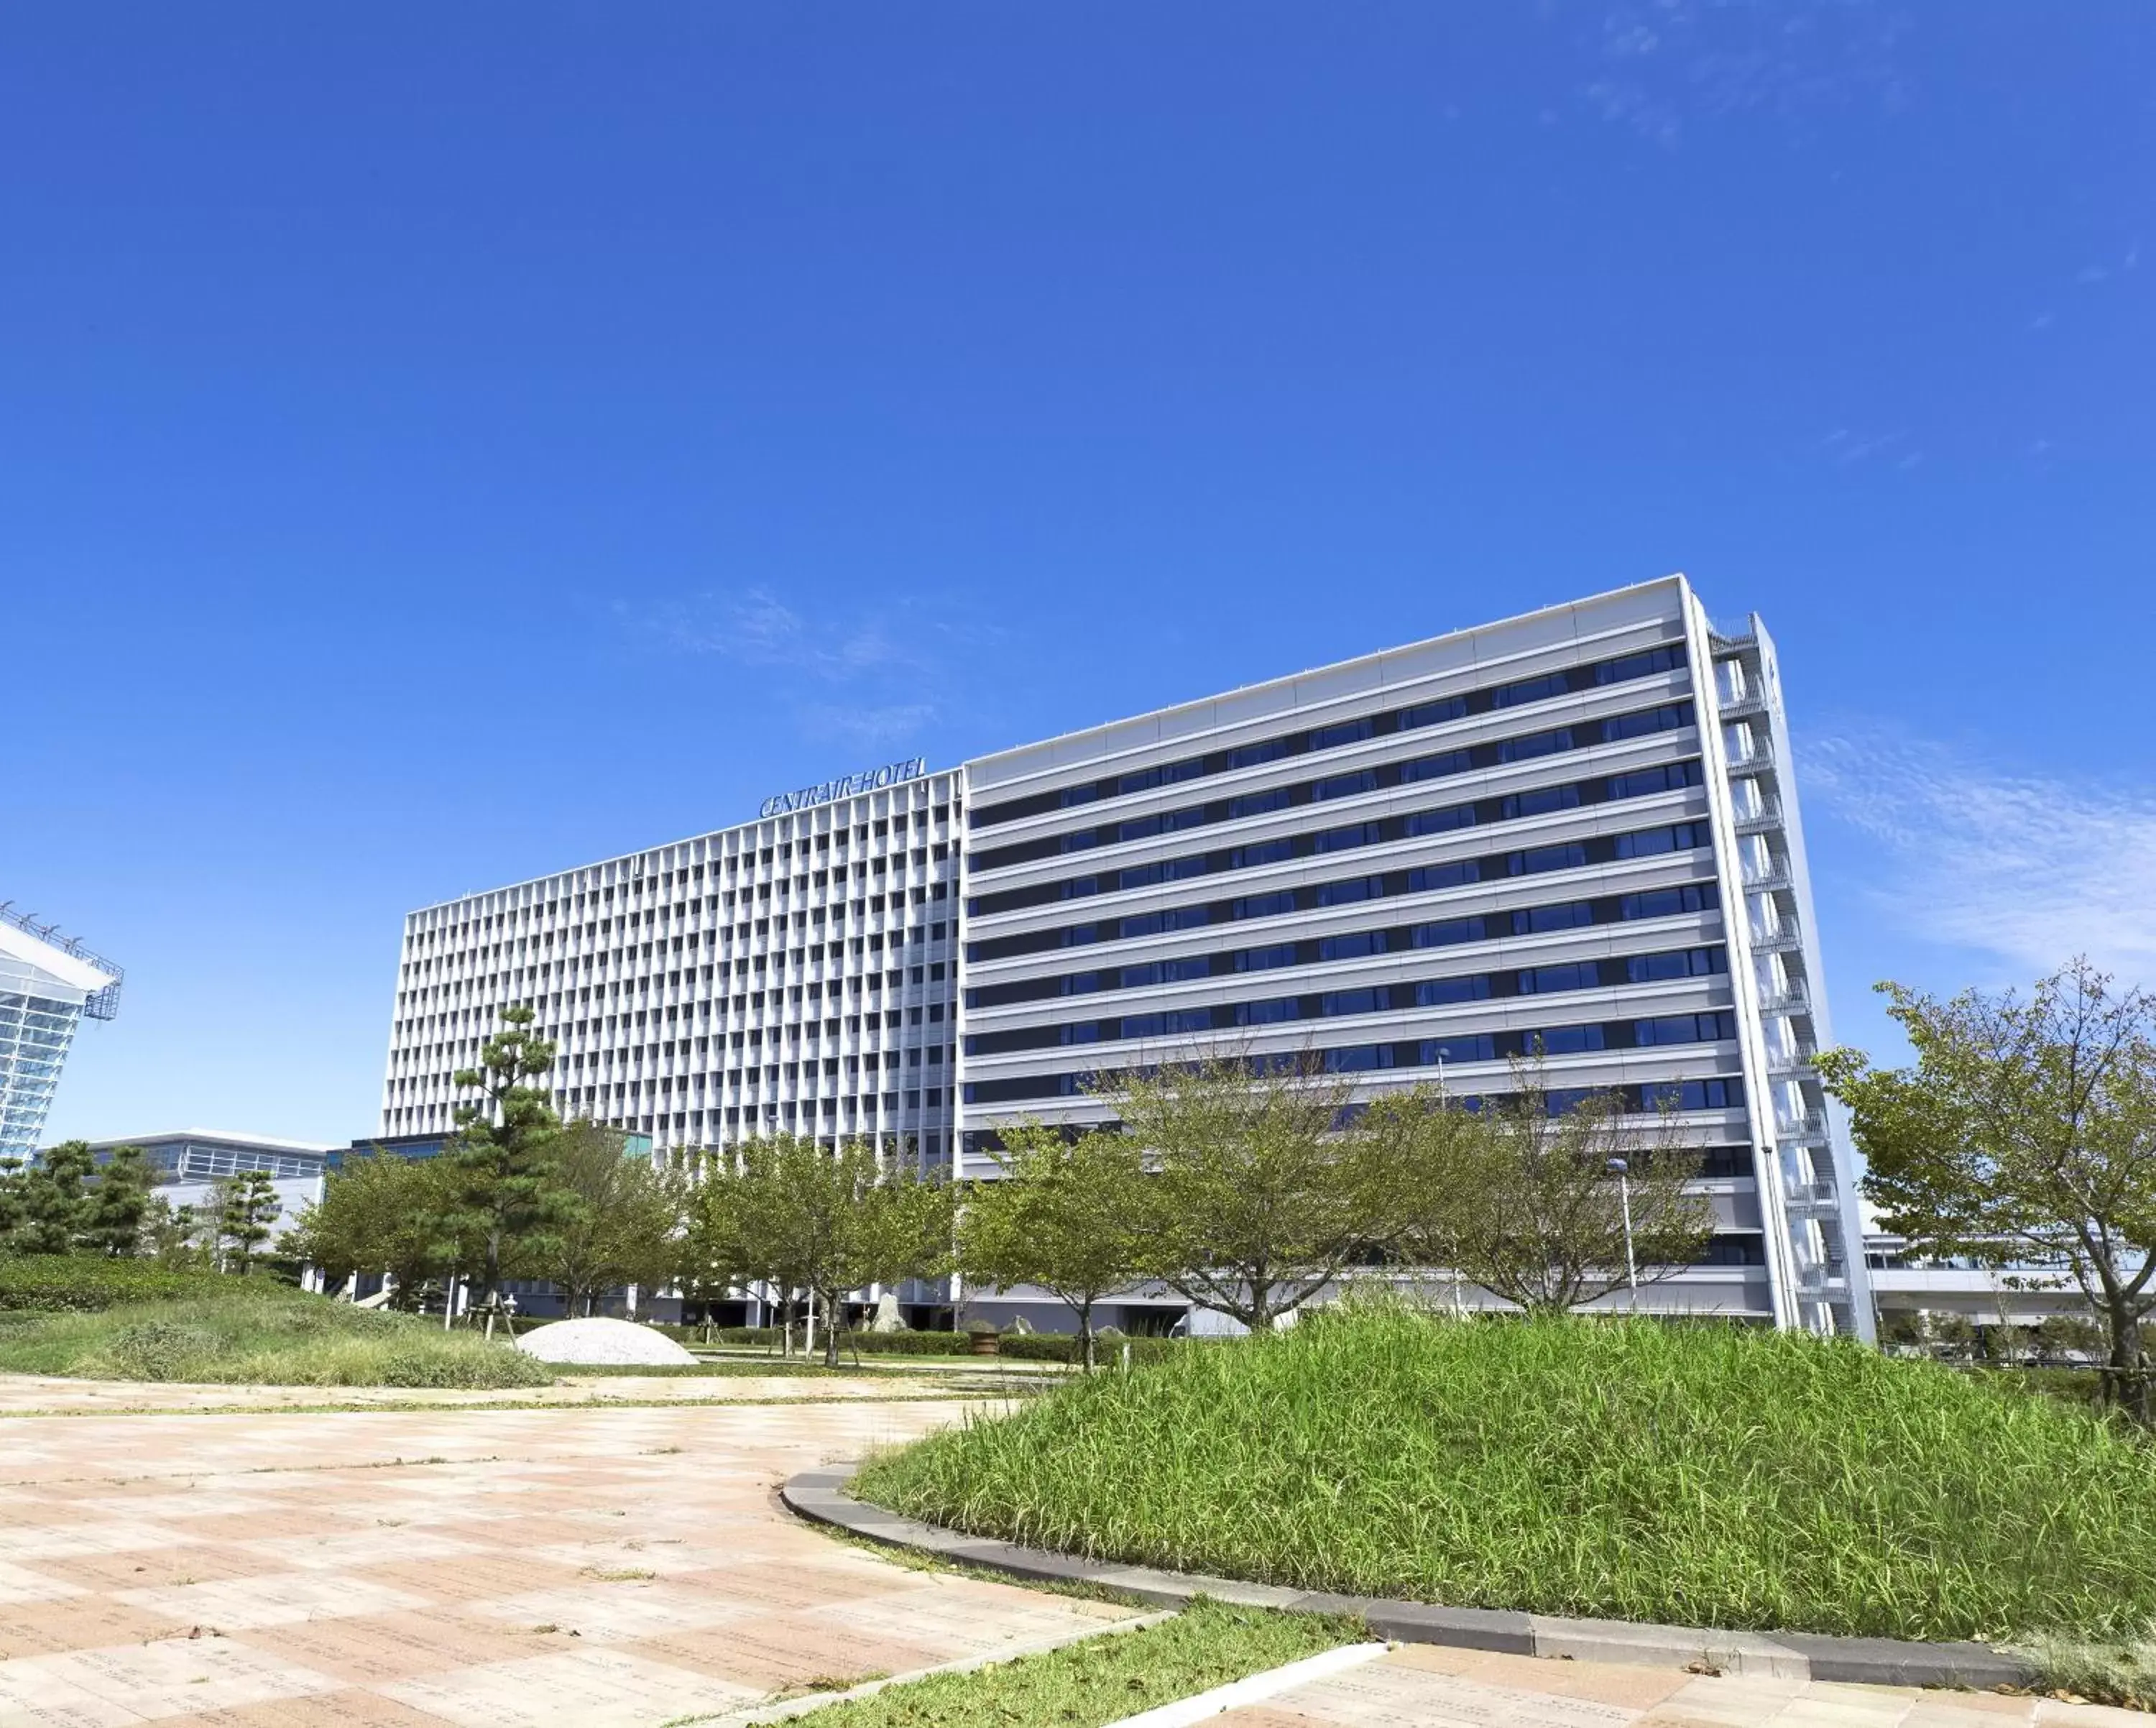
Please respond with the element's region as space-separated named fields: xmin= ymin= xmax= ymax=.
xmin=854 ymin=1305 xmax=2156 ymax=1645
xmin=0 ymin=1282 xmax=551 ymax=1389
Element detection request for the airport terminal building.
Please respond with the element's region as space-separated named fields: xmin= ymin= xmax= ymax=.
xmin=379 ymin=576 xmax=1872 ymax=1338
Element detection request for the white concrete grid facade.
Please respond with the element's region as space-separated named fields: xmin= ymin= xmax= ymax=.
xmin=383 ymin=771 xmax=962 ymax=1164
xmin=956 ymin=576 xmax=1871 ymax=1337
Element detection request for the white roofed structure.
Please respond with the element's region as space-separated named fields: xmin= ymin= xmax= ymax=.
xmin=0 ymin=904 xmax=121 ymax=1162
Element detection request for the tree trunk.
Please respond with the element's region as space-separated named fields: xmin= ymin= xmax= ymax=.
xmin=2107 ymin=1299 xmax=2150 ymax=1422
xmin=822 ymin=1289 xmax=842 ymax=1369
xmin=1078 ymin=1299 xmax=1095 ymax=1373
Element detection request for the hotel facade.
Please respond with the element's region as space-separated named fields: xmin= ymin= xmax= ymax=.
xmin=379 ymin=576 xmax=1872 ymax=1338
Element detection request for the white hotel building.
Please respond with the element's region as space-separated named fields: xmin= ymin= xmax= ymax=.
xmin=379 ymin=576 xmax=1871 ymax=1338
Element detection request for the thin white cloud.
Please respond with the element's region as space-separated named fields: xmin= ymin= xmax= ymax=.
xmin=798 ymin=702 xmax=937 ymax=750
xmin=1806 ymin=730 xmax=2156 ymax=985
xmin=640 ymin=587 xmax=918 ymax=678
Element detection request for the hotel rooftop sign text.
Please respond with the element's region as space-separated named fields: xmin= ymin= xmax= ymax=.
xmin=760 ymin=757 xmax=928 ymax=819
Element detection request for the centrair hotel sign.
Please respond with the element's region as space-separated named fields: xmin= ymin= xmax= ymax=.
xmin=760 ymin=757 xmax=928 ymax=819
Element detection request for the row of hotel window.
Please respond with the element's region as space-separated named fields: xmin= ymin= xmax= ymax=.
xmin=971 ymin=1003 xmax=1738 ymax=1058
xmin=968 ymin=1058 xmax=1745 ymax=1107
xmin=973 ymin=703 xmax=1696 ymax=877
xmin=972 ymin=749 xmax=1700 ymax=916
xmin=967 ymin=844 xmax=1718 ymax=966
xmin=967 ymin=945 xmax=1726 ymax=1040
xmin=971 ymin=922 xmax=1723 ymax=1008
xmin=972 ymin=643 xmax=1690 ymax=829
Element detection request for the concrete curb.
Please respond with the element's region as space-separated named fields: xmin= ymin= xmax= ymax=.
xmin=782 ymin=1466 xmax=2037 ymax=1693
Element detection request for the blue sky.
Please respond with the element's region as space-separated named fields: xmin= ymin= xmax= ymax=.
xmin=6 ymin=4 xmax=2150 ymax=1146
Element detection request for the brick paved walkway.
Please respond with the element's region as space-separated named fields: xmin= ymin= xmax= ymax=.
xmin=0 ymin=1390 xmax=1125 ymax=1724
xmin=1210 ymin=1640 xmax=2143 ymax=1727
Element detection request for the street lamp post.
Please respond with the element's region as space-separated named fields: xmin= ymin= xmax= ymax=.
xmin=1607 ymin=1157 xmax=1639 ymax=1300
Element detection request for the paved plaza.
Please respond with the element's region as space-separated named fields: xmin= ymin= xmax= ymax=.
xmin=0 ymin=1379 xmax=2139 ymax=1727
xmin=1210 ymin=1641 xmax=2143 ymax=1728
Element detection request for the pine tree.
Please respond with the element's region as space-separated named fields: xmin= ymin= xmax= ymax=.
xmin=447 ymin=1002 xmax=561 ymax=1308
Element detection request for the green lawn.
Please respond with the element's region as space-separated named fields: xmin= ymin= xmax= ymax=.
xmin=0 ymin=1290 xmax=551 ymax=1388
xmin=854 ymin=1304 xmax=2156 ymax=1644
xmin=780 ymin=1599 xmax=1359 ymax=1728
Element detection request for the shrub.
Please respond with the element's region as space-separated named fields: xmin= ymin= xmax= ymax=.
xmin=857 ymin=1305 xmax=2156 ymax=1644
xmin=101 ymin=1320 xmax=229 ymax=1380
xmin=0 ymin=1256 xmax=292 ymax=1313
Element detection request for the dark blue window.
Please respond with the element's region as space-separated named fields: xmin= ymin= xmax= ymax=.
xmin=1401 ymin=697 xmax=1468 ymax=728
xmin=1624 ymin=947 xmax=1723 ymax=983
xmin=1318 ymin=876 xmax=1384 ymax=907
xmin=1421 ymin=1034 xmax=1496 ymax=1064
xmin=1595 ymin=645 xmax=1684 ymax=684
xmin=1232 ymin=738 xmax=1291 ymax=769
xmin=1060 ymin=1023 xmax=1102 ymax=1045
xmin=1492 ymin=671 xmax=1571 ymax=709
xmin=1514 ymin=901 xmax=1594 ymax=934
xmin=1500 ymin=728 xmax=1572 ymax=763
xmin=1312 ymin=718 xmax=1374 ymax=750
xmin=1600 ymin=703 xmax=1692 ymax=743
xmin=1520 ymin=962 xmax=1598 ymax=994
xmin=1510 ymin=842 xmax=1589 ymax=876
xmin=1120 ymin=906 xmax=1210 ymax=939
xmin=1317 ymin=822 xmax=1381 ymax=854
xmin=1236 ymin=943 xmax=1299 ymax=972
xmin=1121 ymin=808 xmax=1204 ymax=842
xmin=1061 ymin=876 xmax=1101 ymax=899
xmin=1059 ymin=972 xmax=1104 ymax=996
xmin=1237 ymin=998 xmax=1300 ymax=1026
xmin=1319 ymin=930 xmax=1386 ymax=961
xmin=1120 ymin=855 xmax=1207 ymax=891
xmin=1325 ymin=1044 xmax=1395 ymax=1072
xmin=1120 ymin=760 xmax=1203 ymax=796
xmin=1416 ymin=975 xmax=1491 ymax=1006
xmin=1322 ymin=988 xmax=1389 ymax=1016
xmin=1531 ymin=1024 xmax=1606 ymax=1054
xmin=1409 ymin=861 xmax=1481 ymax=891
xmin=1635 ymin=1011 xmax=1736 ymax=1046
xmin=1621 ymin=884 xmax=1713 ymax=920
xmin=1646 ymin=1077 xmax=1740 ymax=1111
xmin=1615 ymin=823 xmax=1706 ymax=860
xmin=1502 ymin=786 xmax=1581 ymax=819
xmin=1406 ymin=804 xmax=1476 ymax=837
xmin=1230 ymin=788 xmax=1291 ymax=819
xmin=1608 ymin=760 xmax=1701 ymax=800
xmin=1402 ymin=750 xmax=1472 ymax=782
xmin=1235 ymin=891 xmax=1296 ymax=920
xmin=1233 ymin=838 xmax=1293 ymax=869
xmin=1314 ymin=770 xmax=1378 ymax=802
xmin=1120 ymin=1009 xmax=1211 ymax=1040
xmin=1059 ymin=783 xmax=1101 ymax=809
xmin=1414 ymin=916 xmax=1485 ymax=947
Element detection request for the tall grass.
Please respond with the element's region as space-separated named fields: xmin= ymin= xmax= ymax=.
xmin=855 ymin=1305 xmax=2156 ymax=1644
xmin=0 ymin=1292 xmax=551 ymax=1389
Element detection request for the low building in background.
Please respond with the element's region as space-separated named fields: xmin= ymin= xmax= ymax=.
xmin=75 ymin=1129 xmax=336 ymax=1246
xmin=1 ymin=904 xmax=121 ymax=1163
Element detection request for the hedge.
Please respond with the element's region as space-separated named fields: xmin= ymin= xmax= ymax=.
xmin=0 ymin=1256 xmax=298 ymax=1313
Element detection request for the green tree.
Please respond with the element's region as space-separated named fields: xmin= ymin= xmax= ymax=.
xmin=447 ymin=1002 xmax=562 ymax=1307
xmin=701 ymin=1134 xmax=952 ymax=1366
xmin=287 ymin=1149 xmax=457 ymax=1306
xmin=12 ymin=1141 xmax=95 ymax=1255
xmin=959 ymin=1120 xmax=1153 ymax=1369
xmin=81 ymin=1144 xmax=155 ymax=1257
xmin=211 ymin=1169 xmax=282 ymax=1275
xmin=676 ymin=1149 xmax=763 ymax=1341
xmin=0 ymin=1155 xmax=27 ymax=1250
xmin=1104 ymin=1050 xmax=1395 ymax=1333
xmin=1390 ymin=1059 xmax=1713 ymax=1314
xmin=526 ymin=1123 xmax=683 ymax=1315
xmin=137 ymin=1194 xmax=205 ymax=1266
xmin=1818 ymin=960 xmax=2156 ymax=1417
